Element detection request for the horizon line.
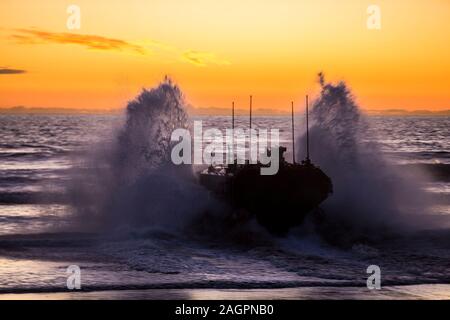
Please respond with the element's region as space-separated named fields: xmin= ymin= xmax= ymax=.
xmin=1 ymin=105 xmax=450 ymax=116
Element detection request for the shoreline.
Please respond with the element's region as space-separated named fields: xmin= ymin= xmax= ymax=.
xmin=1 ymin=284 xmax=449 ymax=300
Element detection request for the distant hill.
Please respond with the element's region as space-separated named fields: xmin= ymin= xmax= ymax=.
xmin=1 ymin=106 xmax=449 ymax=116
xmin=0 ymin=105 xmax=293 ymax=116
xmin=0 ymin=106 xmax=122 ymax=115
xmin=187 ymin=106 xmax=450 ymax=116
xmin=187 ymin=105 xmax=292 ymax=116
xmin=366 ymin=109 xmax=450 ymax=116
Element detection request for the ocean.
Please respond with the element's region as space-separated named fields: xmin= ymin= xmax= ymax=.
xmin=0 ymin=113 xmax=449 ymax=299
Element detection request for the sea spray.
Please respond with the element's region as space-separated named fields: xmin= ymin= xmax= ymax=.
xmin=69 ymin=77 xmax=215 ymax=232
xmin=115 ymin=77 xmax=189 ymax=182
xmin=297 ymin=73 xmax=431 ymax=244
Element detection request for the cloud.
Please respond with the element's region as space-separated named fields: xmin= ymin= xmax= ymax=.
xmin=181 ymin=50 xmax=231 ymax=67
xmin=11 ymin=29 xmax=145 ymax=54
xmin=7 ymin=28 xmax=231 ymax=66
xmin=0 ymin=68 xmax=26 ymax=75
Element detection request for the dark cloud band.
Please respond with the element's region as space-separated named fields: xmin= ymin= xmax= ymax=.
xmin=0 ymin=68 xmax=26 ymax=75
xmin=11 ymin=29 xmax=145 ymax=54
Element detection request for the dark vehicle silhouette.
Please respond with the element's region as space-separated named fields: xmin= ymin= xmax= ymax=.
xmin=199 ymin=96 xmax=333 ymax=235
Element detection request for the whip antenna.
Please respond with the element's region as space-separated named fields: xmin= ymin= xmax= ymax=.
xmin=291 ymin=101 xmax=296 ymax=164
xmin=249 ymin=95 xmax=252 ymax=129
xmin=232 ymin=101 xmax=235 ymax=130
xmin=306 ymin=95 xmax=310 ymax=162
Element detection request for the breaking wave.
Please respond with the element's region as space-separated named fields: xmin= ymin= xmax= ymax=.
xmin=296 ymin=73 xmax=432 ymax=244
xmin=68 ymin=77 xmax=215 ymax=232
xmin=68 ymin=74 xmax=435 ymax=245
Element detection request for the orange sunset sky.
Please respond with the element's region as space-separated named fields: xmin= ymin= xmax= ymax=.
xmin=0 ymin=0 xmax=449 ymax=113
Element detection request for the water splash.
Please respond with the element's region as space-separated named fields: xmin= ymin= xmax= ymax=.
xmin=297 ymin=73 xmax=431 ymax=244
xmin=69 ymin=78 xmax=213 ymax=232
xmin=114 ymin=76 xmax=189 ymax=183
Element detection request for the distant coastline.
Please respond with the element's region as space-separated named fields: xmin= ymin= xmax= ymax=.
xmin=0 ymin=106 xmax=122 ymax=115
xmin=366 ymin=109 xmax=450 ymax=116
xmin=1 ymin=106 xmax=449 ymax=116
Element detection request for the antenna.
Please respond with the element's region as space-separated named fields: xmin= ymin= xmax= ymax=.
xmin=306 ymin=95 xmax=310 ymax=162
xmin=232 ymin=101 xmax=235 ymax=164
xmin=249 ymin=95 xmax=252 ymax=129
xmin=291 ymin=101 xmax=296 ymax=164
xmin=232 ymin=101 xmax=235 ymax=130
